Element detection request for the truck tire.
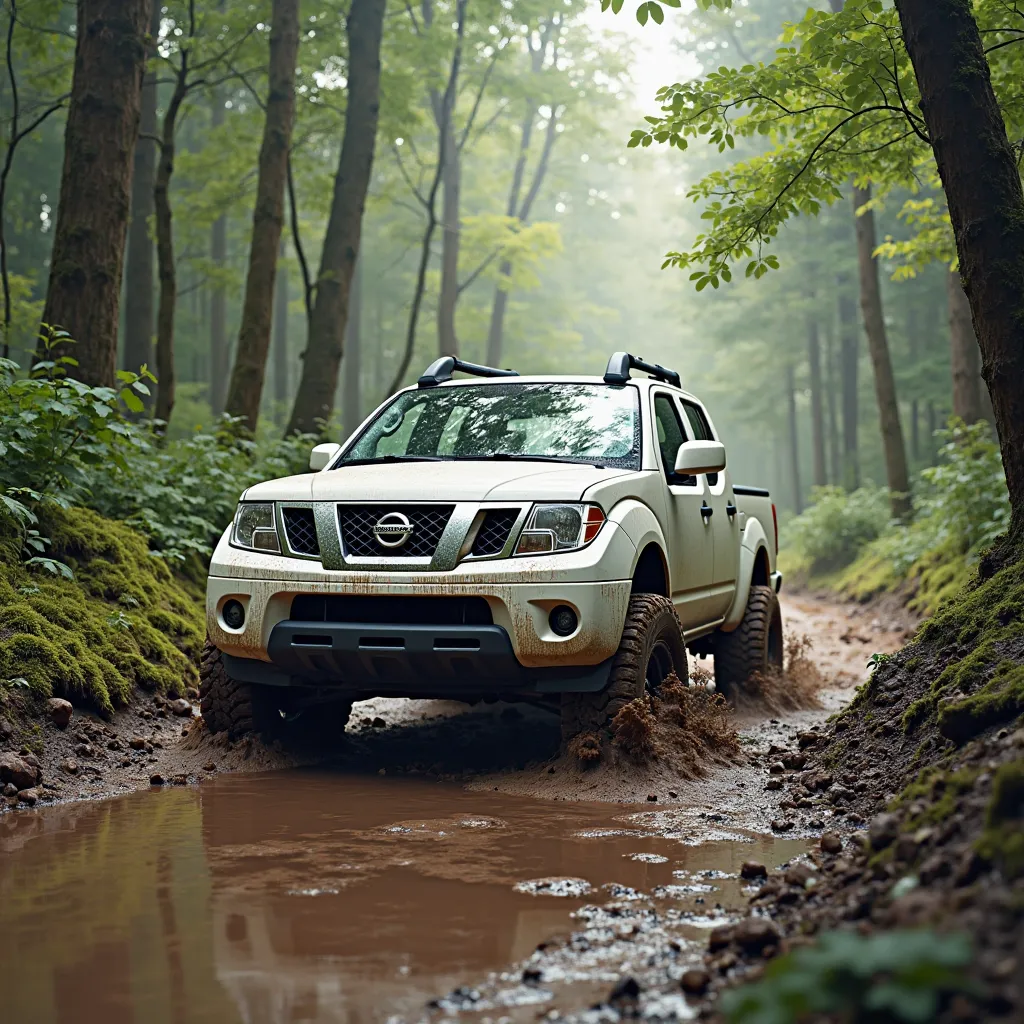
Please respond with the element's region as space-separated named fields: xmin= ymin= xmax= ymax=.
xmin=199 ymin=640 xmax=353 ymax=742
xmin=713 ymin=584 xmax=783 ymax=695
xmin=561 ymin=593 xmax=687 ymax=742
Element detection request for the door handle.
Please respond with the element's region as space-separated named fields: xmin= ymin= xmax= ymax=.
xmin=726 ymin=502 xmax=737 ymax=518
xmin=700 ymin=502 xmax=713 ymax=521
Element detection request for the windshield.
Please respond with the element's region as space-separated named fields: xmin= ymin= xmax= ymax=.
xmin=339 ymin=383 xmax=641 ymax=469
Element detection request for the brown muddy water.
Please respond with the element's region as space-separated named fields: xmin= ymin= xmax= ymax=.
xmin=0 ymin=771 xmax=806 ymax=1023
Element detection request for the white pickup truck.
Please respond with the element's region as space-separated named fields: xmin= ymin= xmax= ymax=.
xmin=201 ymin=353 xmax=783 ymax=744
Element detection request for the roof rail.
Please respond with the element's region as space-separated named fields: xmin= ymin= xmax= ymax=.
xmin=417 ymin=355 xmax=520 ymax=388
xmin=604 ymin=351 xmax=681 ymax=389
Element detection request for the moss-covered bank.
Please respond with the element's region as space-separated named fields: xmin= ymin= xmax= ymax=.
xmin=0 ymin=506 xmax=204 ymax=718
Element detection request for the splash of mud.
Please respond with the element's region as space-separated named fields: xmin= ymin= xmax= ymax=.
xmin=731 ymin=633 xmax=827 ymax=714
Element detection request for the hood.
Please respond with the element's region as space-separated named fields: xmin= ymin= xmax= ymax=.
xmin=303 ymin=461 xmax=636 ymax=503
xmin=242 ymin=473 xmax=314 ymax=502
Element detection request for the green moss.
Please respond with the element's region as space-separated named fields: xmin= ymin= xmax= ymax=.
xmin=0 ymin=506 xmax=203 ymax=717
xmin=892 ymin=764 xmax=980 ymax=828
xmin=977 ymin=758 xmax=1024 ymax=879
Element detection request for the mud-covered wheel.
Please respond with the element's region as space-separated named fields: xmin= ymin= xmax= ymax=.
xmin=560 ymin=593 xmax=687 ymax=742
xmin=713 ymin=584 xmax=783 ymax=695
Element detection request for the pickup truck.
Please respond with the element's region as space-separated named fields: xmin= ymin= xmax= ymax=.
xmin=201 ymin=353 xmax=783 ymax=745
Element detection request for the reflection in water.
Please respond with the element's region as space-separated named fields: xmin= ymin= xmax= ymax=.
xmin=0 ymin=772 xmax=806 ymax=1023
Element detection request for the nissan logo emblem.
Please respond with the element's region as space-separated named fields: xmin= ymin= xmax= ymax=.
xmin=373 ymin=511 xmax=414 ymax=548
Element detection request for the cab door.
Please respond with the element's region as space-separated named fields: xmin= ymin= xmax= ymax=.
xmin=681 ymin=397 xmax=739 ymax=620
xmin=652 ymin=392 xmax=715 ymax=629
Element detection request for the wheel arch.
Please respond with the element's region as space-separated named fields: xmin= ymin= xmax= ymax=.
xmin=720 ymin=517 xmax=771 ymax=632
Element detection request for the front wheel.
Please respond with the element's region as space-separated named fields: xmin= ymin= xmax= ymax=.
xmin=561 ymin=593 xmax=687 ymax=743
xmin=713 ymin=584 xmax=783 ymax=696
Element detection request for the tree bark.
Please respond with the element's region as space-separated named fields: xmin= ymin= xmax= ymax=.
xmin=825 ymin=319 xmax=840 ymax=485
xmin=853 ymin=184 xmax=911 ymax=519
xmin=807 ymin=316 xmax=827 ymax=488
xmin=272 ymin=240 xmax=289 ymax=414
xmin=342 ymin=256 xmax=362 ymax=437
xmin=947 ymin=268 xmax=984 ymax=424
xmin=285 ymin=0 xmax=384 ymax=436
xmin=437 ymin=120 xmax=460 ymax=356
xmin=225 ymin=0 xmax=299 ymax=433
xmin=896 ymin=0 xmax=1024 ymax=542
xmin=786 ymin=363 xmax=802 ymax=514
xmin=837 ymin=275 xmax=859 ymax=491
xmin=209 ymin=98 xmax=228 ymax=417
xmin=41 ymin=0 xmax=150 ymax=387
xmin=121 ymin=0 xmax=160 ymax=399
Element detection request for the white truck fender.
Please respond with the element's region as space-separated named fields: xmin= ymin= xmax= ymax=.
xmin=720 ymin=516 xmax=770 ymax=631
xmin=608 ymin=499 xmax=670 ymax=586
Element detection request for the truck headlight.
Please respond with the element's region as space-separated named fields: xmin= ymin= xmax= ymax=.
xmin=514 ymin=503 xmax=605 ymax=555
xmin=231 ymin=503 xmax=281 ymax=553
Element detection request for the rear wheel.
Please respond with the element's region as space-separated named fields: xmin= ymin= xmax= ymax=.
xmin=713 ymin=584 xmax=783 ymax=696
xmin=561 ymin=594 xmax=687 ymax=742
xmin=200 ymin=640 xmax=353 ymax=742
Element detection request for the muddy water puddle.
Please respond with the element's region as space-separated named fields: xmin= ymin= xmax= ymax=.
xmin=0 ymin=771 xmax=806 ymax=1023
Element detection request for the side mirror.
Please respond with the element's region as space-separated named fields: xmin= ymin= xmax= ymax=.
xmin=674 ymin=440 xmax=726 ymax=476
xmin=309 ymin=442 xmax=341 ymax=472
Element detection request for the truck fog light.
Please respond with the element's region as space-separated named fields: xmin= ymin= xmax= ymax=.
xmin=222 ymin=600 xmax=246 ymax=630
xmin=549 ymin=605 xmax=578 ymax=637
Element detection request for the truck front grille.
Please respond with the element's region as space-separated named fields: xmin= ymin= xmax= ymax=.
xmin=471 ymin=509 xmax=519 ymax=556
xmin=290 ymin=594 xmax=492 ymax=625
xmin=282 ymin=507 xmax=320 ymax=557
xmin=338 ymin=505 xmax=455 ymax=558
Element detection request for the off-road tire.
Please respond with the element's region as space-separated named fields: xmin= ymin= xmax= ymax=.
xmin=713 ymin=584 xmax=783 ymax=695
xmin=560 ymin=593 xmax=687 ymax=742
xmin=199 ymin=640 xmax=354 ymax=742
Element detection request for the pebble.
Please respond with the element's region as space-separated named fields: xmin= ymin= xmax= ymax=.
xmin=783 ymin=863 xmax=816 ymax=888
xmin=765 ymin=778 xmax=783 ymax=791
xmin=203 ymin=762 xmax=217 ymax=772
xmin=771 ymin=819 xmax=794 ymax=832
xmin=732 ymin=916 xmax=781 ymax=953
xmin=129 ymin=736 xmax=146 ymax=750
xmin=169 ymin=698 xmax=193 ymax=717
xmin=820 ymin=833 xmax=843 ymax=854
xmin=768 ymin=762 xmax=785 ymax=775
xmin=868 ymin=812 xmax=900 ymax=850
xmin=2 ymin=782 xmax=17 ymax=797
xmin=17 ymin=787 xmax=39 ymax=805
xmin=740 ymin=861 xmax=767 ymax=880
xmin=646 ymin=793 xmax=658 ymax=802
xmin=149 ymin=773 xmax=165 ymax=785
xmin=47 ymin=698 xmax=73 ymax=729
xmin=62 ymin=760 xmax=79 ymax=775
xmin=0 ymin=752 xmax=41 ymax=791
xmin=680 ymin=967 xmax=710 ymax=994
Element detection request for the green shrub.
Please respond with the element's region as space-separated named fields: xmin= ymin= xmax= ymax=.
xmin=785 ymin=485 xmax=891 ymax=573
xmin=721 ymin=929 xmax=975 ymax=1024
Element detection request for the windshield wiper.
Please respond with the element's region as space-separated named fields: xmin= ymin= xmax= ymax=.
xmin=337 ymin=455 xmax=449 ymax=467
xmin=449 ymin=454 xmax=589 ymax=465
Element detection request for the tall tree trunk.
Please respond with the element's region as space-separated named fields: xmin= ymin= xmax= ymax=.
xmin=947 ymin=268 xmax=985 ymax=424
xmin=41 ymin=0 xmax=150 ymax=386
xmin=825 ymin=320 xmax=840 ymax=485
xmin=837 ymin=276 xmax=860 ymax=491
xmin=807 ymin=316 xmax=827 ymax=487
xmin=209 ymin=100 xmax=228 ymax=417
xmin=437 ymin=121 xmax=460 ymax=356
xmin=121 ymin=0 xmax=160 ymax=399
xmin=896 ymin=0 xmax=1024 ymax=542
xmin=853 ymin=184 xmax=911 ymax=519
xmin=272 ymin=240 xmax=289 ymax=414
xmin=343 ymin=257 xmax=362 ymax=436
xmin=225 ymin=0 xmax=299 ymax=433
xmin=285 ymin=0 xmax=385 ymax=436
xmin=786 ymin=363 xmax=802 ymax=514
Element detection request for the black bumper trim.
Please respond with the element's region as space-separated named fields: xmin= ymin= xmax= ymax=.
xmin=224 ymin=620 xmax=612 ymax=695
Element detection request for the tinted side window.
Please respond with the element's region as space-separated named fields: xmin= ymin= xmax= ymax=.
xmin=682 ymin=400 xmax=718 ymax=485
xmin=654 ymin=394 xmax=695 ymax=485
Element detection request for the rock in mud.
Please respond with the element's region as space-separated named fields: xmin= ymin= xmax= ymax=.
xmin=820 ymin=833 xmax=843 ymax=854
xmin=47 ymin=698 xmax=73 ymax=729
xmin=868 ymin=812 xmax=900 ymax=850
xmin=680 ymin=968 xmax=710 ymax=995
xmin=770 ymin=819 xmax=794 ymax=832
xmin=62 ymin=760 xmax=78 ymax=775
xmin=708 ymin=925 xmax=735 ymax=952
xmin=647 ymin=792 xmax=658 ymax=802
xmin=733 ymin=916 xmax=781 ymax=954
xmin=169 ymin=698 xmax=192 ymax=717
xmin=2 ymin=782 xmax=16 ymax=797
xmin=607 ymin=976 xmax=641 ymax=1005
xmin=783 ymin=863 xmax=816 ymax=888
xmin=203 ymin=762 xmax=216 ymax=772
xmin=17 ymin=787 xmax=39 ymax=805
xmin=129 ymin=736 xmax=146 ymax=750
xmin=768 ymin=762 xmax=786 ymax=775
xmin=149 ymin=773 xmax=165 ymax=785
xmin=0 ymin=752 xmax=41 ymax=791
xmin=781 ymin=751 xmax=807 ymax=770
xmin=740 ymin=861 xmax=768 ymax=880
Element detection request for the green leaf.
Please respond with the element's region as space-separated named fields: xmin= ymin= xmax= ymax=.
xmin=121 ymin=390 xmax=145 ymax=414
xmin=636 ymin=2 xmax=649 ymax=25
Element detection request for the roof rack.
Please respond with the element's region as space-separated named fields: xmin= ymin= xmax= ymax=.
xmin=603 ymin=351 xmax=681 ymax=389
xmin=417 ymin=355 xmax=520 ymax=388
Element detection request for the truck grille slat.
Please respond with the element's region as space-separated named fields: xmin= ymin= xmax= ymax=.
xmin=282 ymin=507 xmax=320 ymax=557
xmin=471 ymin=509 xmax=518 ymax=556
xmin=338 ymin=505 xmax=455 ymax=558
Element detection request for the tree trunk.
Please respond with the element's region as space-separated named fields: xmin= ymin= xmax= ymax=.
xmin=121 ymin=0 xmax=160 ymax=399
xmin=225 ymin=0 xmax=299 ymax=433
xmin=807 ymin=316 xmax=827 ymax=487
xmin=837 ymin=276 xmax=860 ymax=491
xmin=272 ymin=240 xmax=289 ymax=414
xmin=825 ymin=319 xmax=840 ymax=485
xmin=853 ymin=184 xmax=911 ymax=519
xmin=786 ymin=363 xmax=802 ymax=514
xmin=209 ymin=99 xmax=228 ymax=417
xmin=947 ymin=268 xmax=984 ymax=424
xmin=342 ymin=257 xmax=362 ymax=437
xmin=437 ymin=120 xmax=460 ymax=356
xmin=896 ymin=0 xmax=1024 ymax=542
xmin=285 ymin=0 xmax=384 ymax=436
xmin=40 ymin=0 xmax=150 ymax=387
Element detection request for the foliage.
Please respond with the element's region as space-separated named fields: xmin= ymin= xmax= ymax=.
xmin=721 ymin=929 xmax=975 ymax=1024
xmin=786 ymin=485 xmax=891 ymax=574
